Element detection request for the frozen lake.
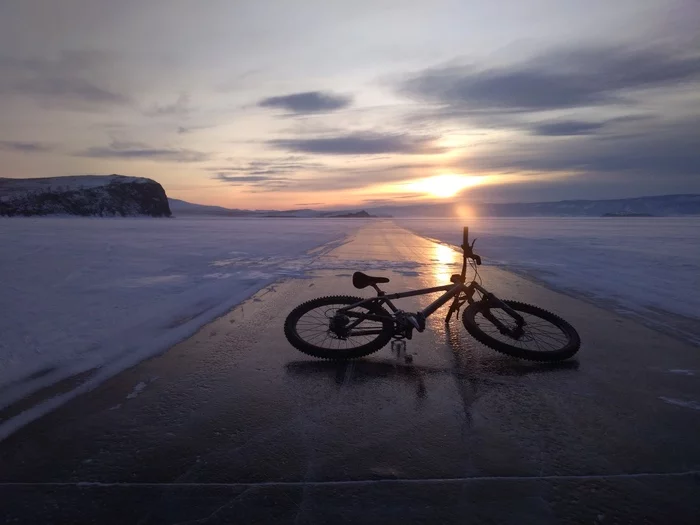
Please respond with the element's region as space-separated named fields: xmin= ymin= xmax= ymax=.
xmin=397 ymin=217 xmax=700 ymax=338
xmin=2 ymin=215 xmax=699 ymax=425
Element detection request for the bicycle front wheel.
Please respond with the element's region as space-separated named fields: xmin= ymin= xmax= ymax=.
xmin=462 ymin=300 xmax=580 ymax=361
xmin=284 ymin=295 xmax=394 ymax=359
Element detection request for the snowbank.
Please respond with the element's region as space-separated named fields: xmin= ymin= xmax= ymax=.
xmin=0 ymin=217 xmax=365 ymax=422
xmin=397 ymin=217 xmax=700 ymax=327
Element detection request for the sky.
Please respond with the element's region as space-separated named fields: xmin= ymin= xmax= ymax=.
xmin=0 ymin=0 xmax=698 ymax=210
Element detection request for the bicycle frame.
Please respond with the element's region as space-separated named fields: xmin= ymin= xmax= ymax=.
xmin=339 ymin=280 xmax=477 ymax=320
xmin=337 ymin=279 xmax=525 ymax=337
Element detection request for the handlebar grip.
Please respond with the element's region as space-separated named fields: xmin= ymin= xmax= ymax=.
xmin=462 ymin=227 xmax=469 ymax=248
xmin=474 ymin=254 xmax=482 ymax=265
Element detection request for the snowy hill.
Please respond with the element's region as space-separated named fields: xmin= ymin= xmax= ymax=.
xmin=0 ymin=175 xmax=171 ymax=217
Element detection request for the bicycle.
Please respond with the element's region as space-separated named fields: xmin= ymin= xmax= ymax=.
xmin=284 ymin=227 xmax=581 ymax=362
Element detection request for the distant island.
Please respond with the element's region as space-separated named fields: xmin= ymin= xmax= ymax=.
xmin=262 ymin=211 xmax=381 ymax=218
xmin=0 ymin=175 xmax=171 ymax=217
xmin=329 ymin=210 xmax=377 ymax=218
xmin=602 ymin=212 xmax=654 ymax=217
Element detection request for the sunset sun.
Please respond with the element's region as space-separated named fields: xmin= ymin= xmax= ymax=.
xmin=408 ymin=174 xmax=480 ymax=198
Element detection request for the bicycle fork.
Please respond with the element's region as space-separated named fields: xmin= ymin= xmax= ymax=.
xmin=445 ymin=283 xmax=526 ymax=339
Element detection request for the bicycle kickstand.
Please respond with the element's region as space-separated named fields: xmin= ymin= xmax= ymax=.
xmin=391 ymin=339 xmax=413 ymax=364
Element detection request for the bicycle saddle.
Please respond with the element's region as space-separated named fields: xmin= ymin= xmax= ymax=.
xmin=352 ymin=271 xmax=390 ymax=289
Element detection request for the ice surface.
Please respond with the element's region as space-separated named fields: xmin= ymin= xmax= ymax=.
xmin=397 ymin=217 xmax=700 ymax=328
xmin=2 ymin=215 xmax=699 ymax=439
xmin=0 ymin=217 xmax=365 ymax=420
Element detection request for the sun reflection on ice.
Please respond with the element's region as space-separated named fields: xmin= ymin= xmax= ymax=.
xmin=431 ymin=243 xmax=460 ymax=285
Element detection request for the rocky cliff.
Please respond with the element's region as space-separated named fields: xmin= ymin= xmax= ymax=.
xmin=0 ymin=175 xmax=171 ymax=217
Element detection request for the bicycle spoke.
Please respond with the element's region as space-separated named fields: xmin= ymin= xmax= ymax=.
xmin=293 ymin=300 xmax=389 ymax=352
xmin=473 ymin=306 xmax=569 ymax=354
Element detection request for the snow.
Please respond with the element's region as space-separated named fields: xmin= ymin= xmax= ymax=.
xmin=0 ymin=216 xmax=365 ymax=436
xmin=126 ymin=382 xmax=147 ymax=399
xmin=658 ymin=397 xmax=700 ymax=411
xmin=0 ymin=175 xmax=148 ymax=197
xmin=397 ymin=216 xmax=700 ymax=327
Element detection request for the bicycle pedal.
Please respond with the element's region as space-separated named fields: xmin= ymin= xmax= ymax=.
xmin=407 ymin=313 xmax=426 ymax=333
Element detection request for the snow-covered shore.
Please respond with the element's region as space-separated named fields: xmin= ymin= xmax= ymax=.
xmin=0 ymin=217 xmax=366 ymax=412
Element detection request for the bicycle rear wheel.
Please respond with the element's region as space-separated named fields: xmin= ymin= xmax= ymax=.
xmin=462 ymin=300 xmax=580 ymax=361
xmin=284 ymin=295 xmax=394 ymax=359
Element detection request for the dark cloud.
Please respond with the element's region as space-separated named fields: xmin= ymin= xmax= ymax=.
xmin=215 ymin=173 xmax=287 ymax=183
xmin=77 ymin=141 xmax=208 ymax=162
xmin=0 ymin=51 xmax=129 ymax=110
xmin=459 ymin=116 xmax=700 ymax=178
xmin=398 ymin=43 xmax=700 ymax=197
xmin=528 ymin=115 xmax=652 ymax=136
xmin=211 ymin=158 xmax=328 ymax=187
xmin=230 ymin=161 xmax=434 ymax=193
xmin=176 ymin=123 xmax=219 ymax=135
xmin=210 ymin=154 xmax=436 ymax=193
xmin=530 ymin=120 xmax=606 ymax=136
xmin=269 ymin=132 xmax=443 ymax=155
xmin=0 ymin=141 xmax=53 ymax=153
xmin=258 ymin=91 xmax=351 ymax=114
xmin=402 ymin=45 xmax=700 ymax=114
xmin=207 ymin=158 xmax=325 ymax=177
xmin=15 ymin=77 xmax=127 ymax=106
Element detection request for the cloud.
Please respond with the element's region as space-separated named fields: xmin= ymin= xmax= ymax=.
xmin=269 ymin=132 xmax=443 ymax=155
xmin=258 ymin=91 xmax=351 ymax=114
xmin=528 ymin=116 xmax=651 ymax=136
xmin=207 ymin=158 xmax=325 ymax=176
xmin=459 ymin=116 xmax=700 ymax=178
xmin=211 ymin=158 xmax=327 ymax=187
xmin=215 ymin=173 xmax=286 ymax=183
xmin=0 ymin=51 xmax=129 ymax=110
xmin=222 ymin=160 xmax=436 ymax=193
xmin=210 ymin=154 xmax=438 ymax=193
xmin=77 ymin=141 xmax=208 ymax=162
xmin=402 ymin=45 xmax=700 ymax=114
xmin=0 ymin=141 xmax=53 ymax=153
xmin=15 ymin=77 xmax=127 ymax=106
xmin=529 ymin=120 xmax=606 ymax=136
xmin=145 ymin=93 xmax=192 ymax=117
